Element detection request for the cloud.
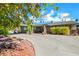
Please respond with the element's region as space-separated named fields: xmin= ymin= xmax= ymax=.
xmin=53 ymin=17 xmax=61 ymax=22
xmin=64 ymin=18 xmax=72 ymax=21
xmin=46 ymin=14 xmax=51 ymax=17
xmin=29 ymin=16 xmax=33 ymax=20
xmin=50 ymin=10 xmax=54 ymax=15
xmin=42 ymin=12 xmax=71 ymax=22
xmin=41 ymin=11 xmax=45 ymax=15
xmin=46 ymin=10 xmax=54 ymax=17
xmin=41 ymin=9 xmax=54 ymax=16
xmin=43 ymin=15 xmax=61 ymax=22
xmin=59 ymin=13 xmax=70 ymax=18
xmin=57 ymin=13 xmax=73 ymax=21
xmin=42 ymin=10 xmax=54 ymax=20
xmin=42 ymin=10 xmax=59 ymax=22
xmin=33 ymin=11 xmax=72 ymax=24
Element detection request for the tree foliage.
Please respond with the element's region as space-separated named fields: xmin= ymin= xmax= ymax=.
xmin=0 ymin=3 xmax=59 ymax=35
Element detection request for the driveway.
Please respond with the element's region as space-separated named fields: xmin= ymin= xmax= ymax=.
xmin=10 ymin=34 xmax=79 ymax=56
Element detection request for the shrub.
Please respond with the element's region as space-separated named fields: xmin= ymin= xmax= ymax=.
xmin=60 ymin=27 xmax=70 ymax=35
xmin=0 ymin=26 xmax=9 ymax=36
xmin=50 ymin=27 xmax=59 ymax=34
xmin=27 ymin=25 xmax=33 ymax=34
xmin=50 ymin=27 xmax=70 ymax=35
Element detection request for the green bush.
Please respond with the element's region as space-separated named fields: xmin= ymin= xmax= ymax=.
xmin=0 ymin=26 xmax=9 ymax=36
xmin=60 ymin=27 xmax=70 ymax=35
xmin=50 ymin=27 xmax=70 ymax=35
xmin=50 ymin=27 xmax=59 ymax=34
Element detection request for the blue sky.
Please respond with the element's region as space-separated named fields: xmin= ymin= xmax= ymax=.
xmin=41 ymin=3 xmax=79 ymax=18
xmin=28 ymin=3 xmax=79 ymax=24
xmin=55 ymin=3 xmax=79 ymax=19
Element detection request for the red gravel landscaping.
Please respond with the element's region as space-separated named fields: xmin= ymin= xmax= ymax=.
xmin=0 ymin=35 xmax=35 ymax=56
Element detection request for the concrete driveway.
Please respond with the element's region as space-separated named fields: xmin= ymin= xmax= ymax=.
xmin=10 ymin=34 xmax=79 ymax=56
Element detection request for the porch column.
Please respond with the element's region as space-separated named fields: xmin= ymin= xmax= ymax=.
xmin=71 ymin=25 xmax=78 ymax=35
xmin=69 ymin=25 xmax=72 ymax=35
xmin=42 ymin=25 xmax=47 ymax=34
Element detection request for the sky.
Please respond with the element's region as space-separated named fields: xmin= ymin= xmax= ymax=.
xmin=55 ymin=3 xmax=79 ymax=19
xmin=29 ymin=3 xmax=79 ymax=24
